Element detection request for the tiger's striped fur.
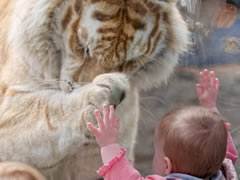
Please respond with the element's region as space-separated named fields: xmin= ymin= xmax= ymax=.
xmin=0 ymin=0 xmax=189 ymax=179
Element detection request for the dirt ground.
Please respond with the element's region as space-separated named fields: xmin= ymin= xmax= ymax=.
xmin=134 ymin=65 xmax=240 ymax=177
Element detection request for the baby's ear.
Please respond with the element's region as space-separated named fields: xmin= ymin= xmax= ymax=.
xmin=0 ymin=162 xmax=46 ymax=180
xmin=164 ymin=157 xmax=173 ymax=175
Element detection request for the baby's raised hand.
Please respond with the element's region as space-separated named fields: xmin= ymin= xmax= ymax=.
xmin=196 ymin=69 xmax=219 ymax=110
xmin=87 ymin=104 xmax=119 ymax=147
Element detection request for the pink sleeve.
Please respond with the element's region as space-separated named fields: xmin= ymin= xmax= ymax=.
xmin=97 ymin=148 xmax=166 ymax=180
xmin=222 ymin=158 xmax=238 ymax=180
xmin=101 ymin=144 xmax=122 ymax=165
xmin=225 ymin=123 xmax=238 ymax=164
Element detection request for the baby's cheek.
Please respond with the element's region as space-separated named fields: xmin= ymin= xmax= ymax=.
xmin=152 ymin=152 xmax=166 ymax=176
xmin=152 ymin=154 xmax=158 ymax=173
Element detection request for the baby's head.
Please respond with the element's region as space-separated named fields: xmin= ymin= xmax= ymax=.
xmin=153 ymin=106 xmax=227 ymax=178
xmin=0 ymin=162 xmax=45 ymax=180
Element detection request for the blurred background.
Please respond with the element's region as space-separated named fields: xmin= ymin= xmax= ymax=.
xmin=135 ymin=0 xmax=240 ymax=177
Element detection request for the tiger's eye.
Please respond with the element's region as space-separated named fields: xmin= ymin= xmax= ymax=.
xmin=93 ymin=11 xmax=112 ymax=22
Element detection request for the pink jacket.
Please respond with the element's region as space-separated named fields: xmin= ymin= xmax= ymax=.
xmin=97 ymin=123 xmax=238 ymax=180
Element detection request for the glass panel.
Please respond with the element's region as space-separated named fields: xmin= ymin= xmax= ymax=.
xmin=135 ymin=0 xmax=240 ymax=177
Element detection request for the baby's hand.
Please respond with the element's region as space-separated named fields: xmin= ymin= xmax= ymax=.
xmin=196 ymin=69 xmax=219 ymax=111
xmin=87 ymin=104 xmax=119 ymax=147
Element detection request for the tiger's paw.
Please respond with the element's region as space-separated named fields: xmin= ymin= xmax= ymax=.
xmin=82 ymin=73 xmax=129 ymax=138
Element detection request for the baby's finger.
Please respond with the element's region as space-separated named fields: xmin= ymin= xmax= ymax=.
xmin=210 ymin=71 xmax=216 ymax=88
xmin=103 ymin=104 xmax=110 ymax=125
xmin=95 ymin=110 xmax=104 ymax=130
xmin=200 ymin=71 xmax=204 ymax=85
xmin=109 ymin=105 xmax=115 ymax=127
xmin=87 ymin=123 xmax=100 ymax=137
xmin=215 ymin=78 xmax=219 ymax=92
xmin=196 ymin=84 xmax=203 ymax=97
xmin=203 ymin=69 xmax=210 ymax=86
xmin=114 ymin=118 xmax=120 ymax=129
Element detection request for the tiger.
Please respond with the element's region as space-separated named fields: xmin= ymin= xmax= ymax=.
xmin=0 ymin=0 xmax=189 ymax=179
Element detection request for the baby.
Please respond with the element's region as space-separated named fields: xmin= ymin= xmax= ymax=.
xmin=0 ymin=162 xmax=45 ymax=180
xmin=88 ymin=69 xmax=238 ymax=180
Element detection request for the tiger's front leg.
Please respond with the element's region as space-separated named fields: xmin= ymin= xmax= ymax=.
xmin=47 ymin=73 xmax=130 ymax=180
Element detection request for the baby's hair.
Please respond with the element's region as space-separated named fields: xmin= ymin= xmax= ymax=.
xmin=0 ymin=162 xmax=45 ymax=180
xmin=157 ymin=106 xmax=227 ymax=178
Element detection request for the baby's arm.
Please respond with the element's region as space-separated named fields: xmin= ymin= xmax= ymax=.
xmin=196 ymin=69 xmax=238 ymax=164
xmin=195 ymin=69 xmax=220 ymax=113
xmin=88 ymin=105 xmax=164 ymax=180
xmin=225 ymin=124 xmax=238 ymax=164
xmin=88 ymin=104 xmax=121 ymax=164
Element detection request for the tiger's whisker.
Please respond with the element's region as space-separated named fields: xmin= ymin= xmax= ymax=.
xmin=140 ymin=96 xmax=166 ymax=105
xmin=139 ymin=102 xmax=158 ymax=120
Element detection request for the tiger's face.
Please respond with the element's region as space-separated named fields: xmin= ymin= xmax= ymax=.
xmin=57 ymin=0 xmax=186 ymax=82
